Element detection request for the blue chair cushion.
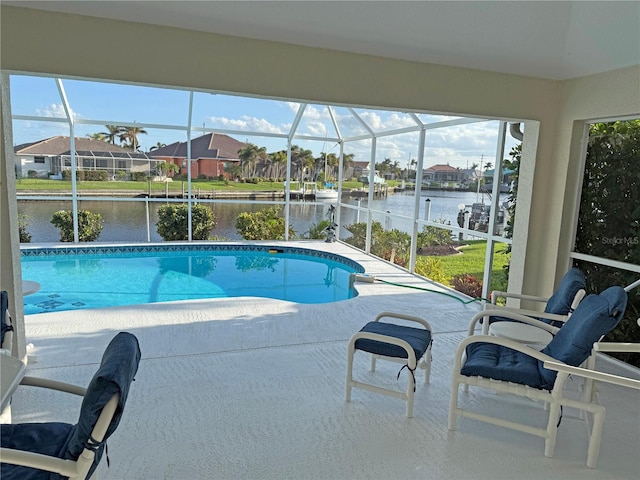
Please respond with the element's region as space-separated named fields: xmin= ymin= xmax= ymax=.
xmin=461 ymin=343 xmax=546 ymax=389
xmin=1 ymin=290 xmax=12 ymax=344
xmin=354 ymin=321 xmax=431 ymax=360
xmin=485 ymin=268 xmax=586 ymax=329
xmin=1 ymin=423 xmax=74 ymax=480
xmin=539 ymin=285 xmax=627 ymax=387
xmin=543 ymin=267 xmax=586 ymax=318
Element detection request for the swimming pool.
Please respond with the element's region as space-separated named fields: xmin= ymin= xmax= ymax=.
xmin=20 ymin=244 xmax=364 ymax=314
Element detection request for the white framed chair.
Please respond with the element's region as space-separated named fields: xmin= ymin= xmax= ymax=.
xmin=346 ymin=312 xmax=432 ymax=417
xmin=475 ymin=267 xmax=586 ymax=336
xmin=1 ymin=332 xmax=141 ymax=480
xmin=581 ymin=317 xmax=640 ymax=406
xmin=449 ymin=286 xmax=628 ymax=468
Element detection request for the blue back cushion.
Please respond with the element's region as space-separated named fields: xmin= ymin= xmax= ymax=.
xmin=1 ymin=290 xmax=12 ymax=344
xmin=62 ymin=332 xmax=141 ymax=477
xmin=544 ymin=267 xmax=586 ymax=316
xmin=539 ymin=286 xmax=627 ymax=387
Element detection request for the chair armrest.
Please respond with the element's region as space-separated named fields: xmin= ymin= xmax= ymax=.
xmin=20 ymin=376 xmax=87 ymax=396
xmin=490 ymin=290 xmax=549 ymax=305
xmin=0 ymin=448 xmax=78 ymax=477
xmin=374 ymin=311 xmax=432 ymax=331
xmin=593 ymin=342 xmax=640 ymax=353
xmin=489 ymin=305 xmax=569 ymax=324
xmin=543 ymin=360 xmax=640 ymax=390
xmin=468 ymin=309 xmax=559 ymax=336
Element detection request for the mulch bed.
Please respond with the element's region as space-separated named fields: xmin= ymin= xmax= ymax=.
xmin=416 ymin=244 xmax=462 ymax=256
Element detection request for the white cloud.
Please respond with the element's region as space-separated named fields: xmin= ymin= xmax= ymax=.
xmin=209 ymin=115 xmax=286 ymax=134
xmin=35 ymin=103 xmax=77 ymax=120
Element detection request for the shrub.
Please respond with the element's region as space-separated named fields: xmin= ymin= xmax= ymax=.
xmin=114 ymin=170 xmax=128 ymax=181
xmin=156 ymin=203 xmax=216 ymax=241
xmin=372 ymin=228 xmax=412 ymax=264
xmin=51 ymin=210 xmax=103 ymax=242
xmin=343 ymin=221 xmax=384 ymax=250
xmin=18 ymin=214 xmax=32 ymax=243
xmin=130 ymin=171 xmax=148 ymax=181
xmin=305 ymin=220 xmax=331 ymax=239
xmin=417 ymin=222 xmax=455 ymax=249
xmin=27 ymin=170 xmax=38 ymax=178
xmin=235 ymin=206 xmax=295 ymax=240
xmin=415 ymin=257 xmax=448 ymax=284
xmin=83 ymin=170 xmax=109 ymax=181
xmin=450 ymin=273 xmax=483 ymax=298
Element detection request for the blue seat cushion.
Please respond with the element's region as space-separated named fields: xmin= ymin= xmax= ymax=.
xmin=354 ymin=321 xmax=431 ymax=360
xmin=461 ymin=343 xmax=546 ymax=389
xmin=1 ymin=422 xmax=74 ymax=480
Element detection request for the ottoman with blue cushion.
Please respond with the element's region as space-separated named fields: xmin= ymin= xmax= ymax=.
xmin=345 ymin=311 xmax=433 ymax=417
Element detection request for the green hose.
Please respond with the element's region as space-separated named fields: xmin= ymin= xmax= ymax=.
xmin=374 ymin=278 xmax=491 ymax=304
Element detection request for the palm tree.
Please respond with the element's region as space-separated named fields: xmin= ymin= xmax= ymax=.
xmin=99 ymin=125 xmax=123 ymax=145
xmin=119 ymin=125 xmax=148 ymax=151
xmin=150 ymin=142 xmax=166 ymax=151
xmin=269 ymin=150 xmax=287 ymax=179
xmin=290 ymin=145 xmax=314 ymax=182
xmin=237 ymin=143 xmax=267 ymax=178
xmin=86 ymin=133 xmax=107 ymax=141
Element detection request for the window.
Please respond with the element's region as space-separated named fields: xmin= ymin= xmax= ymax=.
xmin=34 ymin=156 xmax=45 ymax=164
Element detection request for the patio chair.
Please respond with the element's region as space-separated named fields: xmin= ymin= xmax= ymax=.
xmin=1 ymin=291 xmax=13 ymax=355
xmin=346 ymin=312 xmax=432 ymax=417
xmin=0 ymin=332 xmax=141 ymax=480
xmin=449 ymin=286 xmax=627 ymax=468
xmin=581 ymin=316 xmax=640 ymax=406
xmin=470 ymin=267 xmax=586 ymax=340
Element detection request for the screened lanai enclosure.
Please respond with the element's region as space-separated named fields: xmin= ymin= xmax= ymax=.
xmin=8 ymin=74 xmax=524 ymax=298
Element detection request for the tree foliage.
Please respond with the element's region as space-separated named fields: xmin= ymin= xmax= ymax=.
xmin=575 ymin=120 xmax=640 ymax=365
xmin=156 ymin=203 xmax=216 ymax=241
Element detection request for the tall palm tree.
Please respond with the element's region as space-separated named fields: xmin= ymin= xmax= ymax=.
xmin=119 ymin=125 xmax=148 ymax=151
xmin=99 ymin=125 xmax=123 ymax=145
xmin=237 ymin=143 xmax=267 ymax=178
xmin=290 ymin=145 xmax=314 ymax=182
xmin=269 ymin=150 xmax=287 ymax=179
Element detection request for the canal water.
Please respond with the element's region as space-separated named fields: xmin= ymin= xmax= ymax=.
xmin=18 ymin=190 xmax=507 ymax=243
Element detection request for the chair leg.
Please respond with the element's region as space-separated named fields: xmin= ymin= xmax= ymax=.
xmin=345 ymin=340 xmax=356 ymax=402
xmin=448 ymin=377 xmax=460 ymax=430
xmin=544 ymin=400 xmax=562 ymax=458
xmin=586 ymin=406 xmax=605 ymax=468
xmin=405 ymin=367 xmax=416 ymax=418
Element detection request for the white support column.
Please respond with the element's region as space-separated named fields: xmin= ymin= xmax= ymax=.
xmin=55 ymin=79 xmax=78 ymax=242
xmin=186 ymin=92 xmax=194 ymax=241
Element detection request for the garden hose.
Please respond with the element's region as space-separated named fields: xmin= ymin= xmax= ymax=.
xmin=351 ymin=273 xmax=490 ymax=304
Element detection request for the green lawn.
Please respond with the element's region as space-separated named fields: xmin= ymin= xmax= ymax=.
xmin=15 ymin=178 xmax=393 ymax=192
xmin=438 ymin=240 xmax=510 ymax=292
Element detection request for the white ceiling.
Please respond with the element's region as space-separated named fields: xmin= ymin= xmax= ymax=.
xmin=5 ymin=1 xmax=640 ymax=80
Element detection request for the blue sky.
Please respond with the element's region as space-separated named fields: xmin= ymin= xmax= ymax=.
xmin=9 ymin=75 xmax=519 ymax=170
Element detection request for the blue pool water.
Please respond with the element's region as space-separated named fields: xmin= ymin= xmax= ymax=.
xmin=20 ymin=244 xmax=364 ymax=314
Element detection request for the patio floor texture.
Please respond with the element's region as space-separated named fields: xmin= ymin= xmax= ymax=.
xmin=9 ymin=241 xmax=640 ymax=479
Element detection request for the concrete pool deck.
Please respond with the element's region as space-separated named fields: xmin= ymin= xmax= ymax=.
xmin=9 ymin=241 xmax=640 ymax=479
